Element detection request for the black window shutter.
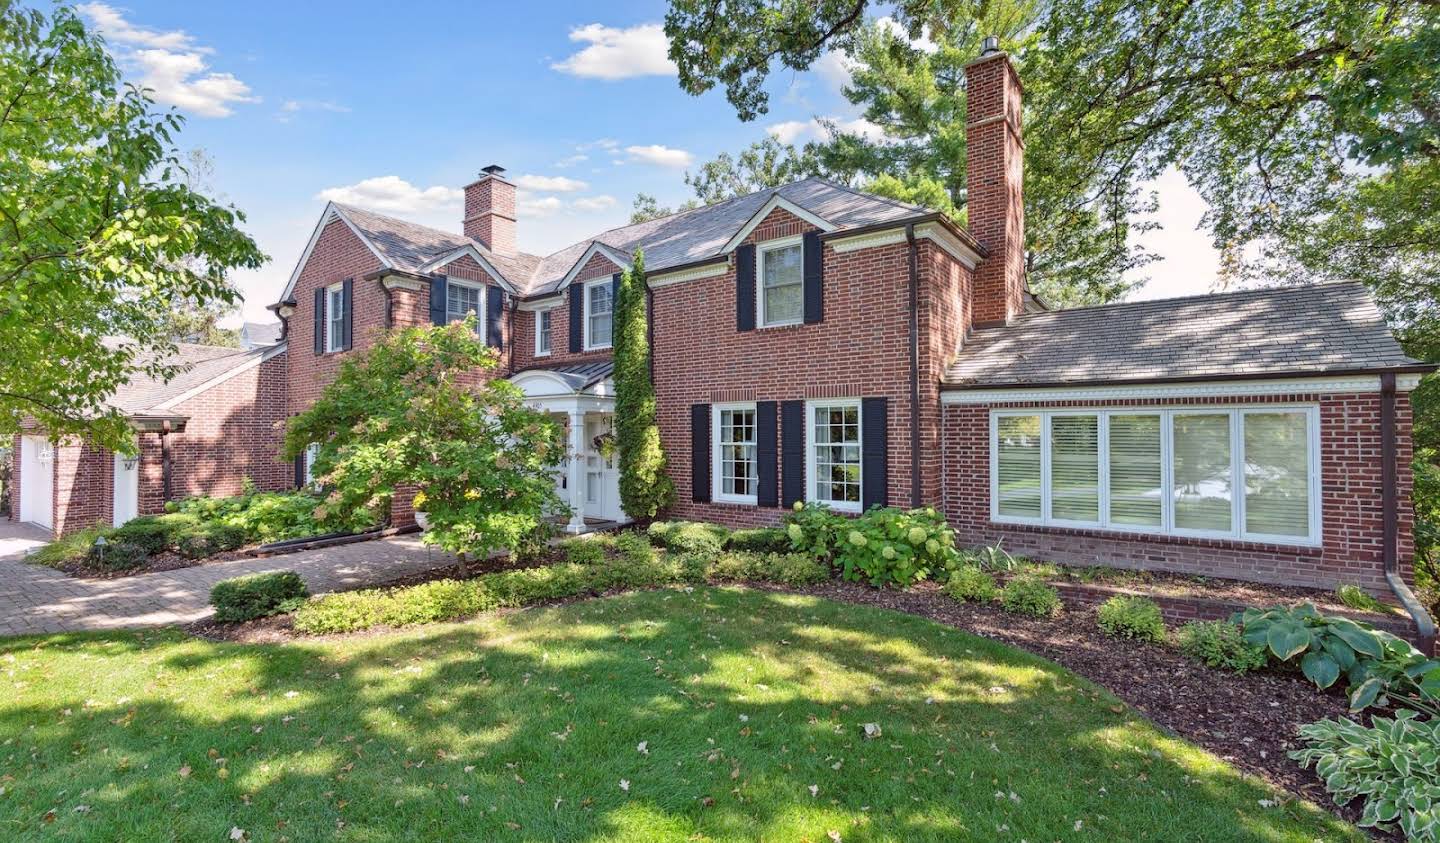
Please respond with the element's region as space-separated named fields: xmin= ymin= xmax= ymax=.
xmin=781 ymin=400 xmax=805 ymax=508
xmin=756 ymin=401 xmax=778 ymax=507
xmin=429 ymin=275 xmax=447 ymax=326
xmin=486 ymin=285 xmax=504 ymax=348
xmin=803 ymin=231 xmax=823 ymax=324
xmin=861 ymin=397 xmax=889 ymax=510
xmin=293 ymin=454 xmax=304 ymax=488
xmin=341 ymin=277 xmax=354 ymax=350
xmin=611 ymin=272 xmax=622 ymax=311
xmin=569 ymin=284 xmax=583 ymax=352
xmin=691 ymin=404 xmax=712 ymax=503
xmin=735 ymin=243 xmax=756 ymax=331
xmin=312 ymin=288 xmax=324 ymax=355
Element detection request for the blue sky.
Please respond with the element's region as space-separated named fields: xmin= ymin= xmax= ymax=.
xmin=74 ymin=1 xmax=1221 ymax=324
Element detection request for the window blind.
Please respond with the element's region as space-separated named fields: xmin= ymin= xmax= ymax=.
xmin=1050 ymin=415 xmax=1099 ymax=522
xmin=1107 ymin=414 xmax=1163 ymax=527
xmin=996 ymin=414 xmax=1042 ymax=519
xmin=1243 ymin=411 xmax=1310 ymax=537
xmin=1172 ymin=413 xmax=1233 ymax=532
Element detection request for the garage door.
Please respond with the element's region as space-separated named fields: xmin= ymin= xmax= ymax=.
xmin=19 ymin=436 xmax=53 ymax=531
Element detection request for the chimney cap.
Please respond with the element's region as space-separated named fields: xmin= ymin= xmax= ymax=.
xmin=480 ymin=164 xmax=507 ymax=177
xmin=980 ymin=35 xmax=1000 ymax=56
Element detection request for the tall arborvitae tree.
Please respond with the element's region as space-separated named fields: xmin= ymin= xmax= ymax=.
xmin=613 ymin=249 xmax=675 ymax=520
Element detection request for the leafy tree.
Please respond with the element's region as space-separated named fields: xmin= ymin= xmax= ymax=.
xmin=629 ymin=192 xmax=700 ymax=224
xmin=613 ymin=250 xmax=675 ymax=519
xmin=283 ymin=319 xmax=565 ymax=562
xmin=0 ymin=5 xmax=263 ymax=451
xmin=684 ymin=136 xmax=826 ymax=203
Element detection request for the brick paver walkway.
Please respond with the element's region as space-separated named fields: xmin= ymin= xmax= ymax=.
xmin=0 ymin=522 xmax=459 ymax=636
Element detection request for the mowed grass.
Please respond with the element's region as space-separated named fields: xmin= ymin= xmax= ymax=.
xmin=0 ymin=588 xmax=1356 ymax=841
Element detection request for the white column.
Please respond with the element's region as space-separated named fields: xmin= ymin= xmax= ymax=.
xmin=567 ymin=409 xmax=587 ymax=533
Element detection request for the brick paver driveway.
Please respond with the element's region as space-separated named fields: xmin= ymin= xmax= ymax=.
xmin=0 ymin=522 xmax=458 ymax=636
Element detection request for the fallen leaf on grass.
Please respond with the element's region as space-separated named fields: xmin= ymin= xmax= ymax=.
xmin=619 ymin=780 xmax=630 ymax=793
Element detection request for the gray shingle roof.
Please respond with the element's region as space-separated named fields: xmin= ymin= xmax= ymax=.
xmin=327 ymin=178 xmax=931 ymax=298
xmin=943 ymin=282 xmax=1425 ymax=388
xmin=108 ymin=342 xmax=280 ymax=415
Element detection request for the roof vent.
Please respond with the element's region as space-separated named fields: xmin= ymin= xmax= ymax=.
xmin=980 ymin=35 xmax=1000 ymax=56
xmin=480 ymin=164 xmax=506 ymax=178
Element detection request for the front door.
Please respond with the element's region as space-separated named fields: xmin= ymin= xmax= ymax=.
xmin=583 ymin=414 xmax=623 ymax=523
xmin=112 ymin=452 xmax=139 ymax=526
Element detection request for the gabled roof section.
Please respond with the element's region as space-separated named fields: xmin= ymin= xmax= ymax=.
xmin=107 ymin=341 xmax=287 ymax=415
xmin=720 ymin=193 xmax=838 ymax=253
xmin=556 ymin=242 xmax=633 ymax=290
xmin=943 ymin=282 xmax=1429 ymax=389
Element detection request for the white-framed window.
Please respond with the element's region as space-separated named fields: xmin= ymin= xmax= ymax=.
xmin=535 ymin=309 xmax=552 ymax=356
xmin=325 ymin=283 xmax=345 ymax=352
xmin=990 ymin=406 xmax=1321 ymax=546
xmin=757 ymin=236 xmax=804 ymax=327
xmin=446 ymin=278 xmax=484 ymax=330
xmin=712 ymin=403 xmax=758 ymax=504
xmin=584 ymin=278 xmax=612 ymax=350
xmin=807 ymin=399 xmax=862 ymax=512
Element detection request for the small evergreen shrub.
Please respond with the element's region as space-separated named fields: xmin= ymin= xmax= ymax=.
xmin=1336 ymin=584 xmax=1387 ymax=613
xmin=1000 ymin=576 xmax=1061 ymax=617
xmin=942 ymin=566 xmax=997 ymax=603
xmin=91 ymin=541 xmax=148 ymax=572
xmin=1176 ymin=620 xmax=1267 ymax=673
xmin=646 ymin=520 xmax=728 ymax=554
xmin=110 ymin=513 xmax=199 ymax=555
xmin=175 ymin=523 xmax=248 ymax=559
xmin=560 ymin=537 xmax=606 ymax=566
xmin=707 ymin=551 xmax=829 ymax=586
xmin=1096 ymin=595 xmax=1166 ymax=642
xmin=616 ymin=531 xmax=657 ymax=564
xmin=379 ymin=579 xmax=496 ymax=626
xmin=291 ymin=590 xmax=386 ymax=634
xmin=726 ymin=527 xmax=790 ymax=553
xmin=210 ymin=571 xmax=308 ymax=623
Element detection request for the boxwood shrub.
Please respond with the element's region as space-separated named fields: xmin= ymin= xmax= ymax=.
xmin=210 ymin=571 xmax=309 ymax=623
xmin=646 ymin=520 xmax=729 ymax=554
xmin=1000 ymin=576 xmax=1061 ymax=617
xmin=707 ymin=551 xmax=829 ymax=586
xmin=1096 ymin=595 xmax=1166 ymax=642
xmin=726 ymin=527 xmax=790 ymax=554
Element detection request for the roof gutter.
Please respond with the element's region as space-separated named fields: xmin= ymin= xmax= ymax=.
xmin=940 ymin=363 xmax=1439 ymax=392
xmin=905 ymin=223 xmax=923 ymax=508
xmin=1381 ymin=372 xmax=1436 ymax=654
xmin=818 ymin=212 xmax=989 ymax=258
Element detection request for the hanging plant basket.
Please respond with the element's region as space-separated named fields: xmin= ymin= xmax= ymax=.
xmin=592 ymin=431 xmax=618 ymax=461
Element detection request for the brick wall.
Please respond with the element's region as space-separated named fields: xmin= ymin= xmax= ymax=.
xmin=512 ymin=250 xmax=621 ymax=372
xmin=964 ymin=52 xmax=1025 ymax=325
xmin=940 ymin=390 xmax=1417 ymax=594
xmin=52 ymin=439 xmax=109 ymax=535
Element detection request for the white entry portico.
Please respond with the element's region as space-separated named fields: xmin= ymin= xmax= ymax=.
xmin=509 ymin=361 xmax=626 ymax=532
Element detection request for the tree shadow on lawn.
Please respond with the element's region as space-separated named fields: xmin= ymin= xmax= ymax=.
xmin=0 ymin=588 xmax=1356 ymax=842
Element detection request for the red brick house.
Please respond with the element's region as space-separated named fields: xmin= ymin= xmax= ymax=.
xmin=11 ymin=341 xmax=290 ymax=535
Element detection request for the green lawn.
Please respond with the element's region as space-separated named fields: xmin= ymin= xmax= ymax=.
xmin=1 ymin=588 xmax=1355 ymax=841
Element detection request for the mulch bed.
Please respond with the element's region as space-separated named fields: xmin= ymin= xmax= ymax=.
xmin=55 ymin=549 xmax=248 ymax=580
xmin=1043 ymin=566 xmax=1403 ymax=619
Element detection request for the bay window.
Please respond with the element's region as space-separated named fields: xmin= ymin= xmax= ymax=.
xmin=991 ymin=407 xmax=1319 ymax=544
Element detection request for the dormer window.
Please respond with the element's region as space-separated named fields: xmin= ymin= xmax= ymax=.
xmin=446 ymin=279 xmax=484 ymax=329
xmin=758 ymin=237 xmax=804 ymax=327
xmin=584 ymin=278 xmax=613 ymax=350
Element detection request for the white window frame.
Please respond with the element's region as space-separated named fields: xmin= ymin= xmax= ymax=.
xmin=988 ymin=405 xmax=1322 ymax=547
xmin=756 ymin=235 xmax=805 ymax=328
xmin=325 ymin=283 xmax=345 ymax=352
xmin=535 ymin=309 xmax=552 ymax=357
xmin=445 ymin=277 xmax=486 ymax=331
xmin=712 ymin=402 xmax=759 ymax=505
xmin=582 ymin=277 xmax=613 ymax=351
xmin=805 ymin=398 xmax=863 ymax=513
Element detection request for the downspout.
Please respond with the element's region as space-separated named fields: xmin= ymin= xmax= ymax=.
xmin=646 ymin=286 xmax=655 ymax=383
xmin=905 ymin=224 xmax=922 ymax=508
xmin=159 ymin=420 xmax=173 ymax=504
xmin=1381 ymin=372 xmax=1436 ymax=654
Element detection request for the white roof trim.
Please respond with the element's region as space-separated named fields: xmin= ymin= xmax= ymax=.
xmin=277 ymin=204 xmax=389 ymax=306
xmin=558 ymin=242 xmax=633 ymax=290
xmin=418 ymin=245 xmax=520 ymax=294
xmin=940 ymin=374 xmax=1419 ymax=405
xmin=648 ymin=260 xmax=728 ymax=289
xmin=152 ymin=342 xmax=288 ymax=412
xmin=515 ymin=295 xmax=563 ymax=312
xmin=721 ymin=194 xmax=836 ymax=254
xmin=828 ymin=222 xmax=981 ymax=269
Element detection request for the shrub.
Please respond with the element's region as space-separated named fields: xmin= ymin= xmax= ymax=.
xmin=942 ymin=566 xmax=997 ymax=603
xmin=210 ymin=571 xmax=308 ymax=623
xmin=726 ymin=527 xmax=790 ymax=554
xmin=291 ymin=590 xmax=386 ymax=634
xmin=832 ymin=506 xmax=961 ymax=588
xmin=959 ymin=542 xmax=1024 ymax=573
xmin=1096 ymin=595 xmax=1166 ymax=642
xmin=1291 ymin=711 xmax=1440 ymax=841
xmin=647 ymin=520 xmax=728 ymax=554
xmin=380 ymin=579 xmax=496 ymax=626
xmin=615 ymin=531 xmax=656 ymax=564
xmin=1176 ymin=620 xmax=1267 ymax=673
xmin=175 ymin=523 xmax=248 ymax=559
xmin=111 ymin=513 xmax=199 ymax=555
xmin=559 ymin=537 xmax=606 ymax=566
xmin=1000 ymin=576 xmax=1061 ymax=617
xmin=29 ymin=527 xmax=107 ymax=569
xmin=706 ymin=551 xmax=829 ymax=586
xmin=90 ymin=540 xmax=148 ymax=572
xmin=173 ymin=491 xmax=347 ymax=544
xmin=782 ymin=501 xmax=848 ymax=559
xmin=1335 ymin=584 xmax=1387 ymax=613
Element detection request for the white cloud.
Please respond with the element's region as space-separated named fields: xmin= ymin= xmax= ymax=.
xmin=626 ymin=144 xmax=694 ymax=168
xmin=80 ymin=4 xmax=258 ymax=118
xmin=571 ymin=195 xmax=618 ymax=212
xmin=766 ymin=117 xmax=886 ymax=145
xmin=517 ymin=192 xmax=565 ymax=218
xmin=812 ymin=51 xmax=857 ymax=94
xmin=515 ymin=174 xmax=589 ymax=193
xmin=875 ymin=16 xmax=937 ymax=53
xmin=551 ymin=23 xmax=677 ymax=80
xmin=315 ymin=176 xmax=462 ymax=214
xmin=277 ymin=99 xmax=350 ymax=121
xmin=554 ymin=153 xmax=589 ymax=168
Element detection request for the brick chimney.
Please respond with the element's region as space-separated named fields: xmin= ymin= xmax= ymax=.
xmin=463 ymin=164 xmax=517 ymax=254
xmin=964 ymin=36 xmax=1025 ymax=326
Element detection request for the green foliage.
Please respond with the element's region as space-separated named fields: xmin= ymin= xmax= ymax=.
xmin=91 ymin=541 xmax=148 ymax=572
xmin=283 ymin=319 xmax=564 ymax=561
xmin=559 ymin=537 xmax=607 ymax=566
xmin=1335 ymin=584 xmax=1388 ymax=614
xmin=706 ymin=551 xmax=830 ymax=586
xmin=1176 ymin=621 xmax=1268 ymax=673
xmin=647 ymin=520 xmax=729 ymax=554
xmin=726 ymin=527 xmax=791 ymax=554
xmin=1234 ymin=604 xmax=1440 ymax=715
xmin=613 ymin=249 xmax=675 ymax=520
xmin=173 ymin=490 xmax=363 ymax=544
xmin=27 ymin=527 xmax=106 ymax=569
xmin=1000 ymin=576 xmax=1062 ymax=618
xmin=109 ymin=514 xmax=196 ymax=555
xmin=174 ymin=523 xmax=247 ymax=560
xmin=209 ymin=571 xmax=308 ymax=623
xmin=782 ymin=501 xmax=848 ymax=559
xmin=959 ymin=542 xmax=1024 ymax=573
xmin=943 ymin=566 xmax=998 ymax=603
xmin=1292 ymin=711 xmax=1440 ymax=840
xmin=614 ymin=531 xmax=656 ymax=566
xmin=832 ymin=507 xmax=961 ymax=588
xmin=0 ymin=5 xmax=264 ymax=451
xmin=1096 ymin=596 xmax=1166 ymax=643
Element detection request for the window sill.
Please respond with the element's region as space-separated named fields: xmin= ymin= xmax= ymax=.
xmin=584 ymin=345 xmax=612 ymax=353
xmin=987 ymin=518 xmax=1324 ymax=552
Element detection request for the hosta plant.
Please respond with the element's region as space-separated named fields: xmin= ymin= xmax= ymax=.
xmin=1291 ymin=710 xmax=1440 ymax=841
